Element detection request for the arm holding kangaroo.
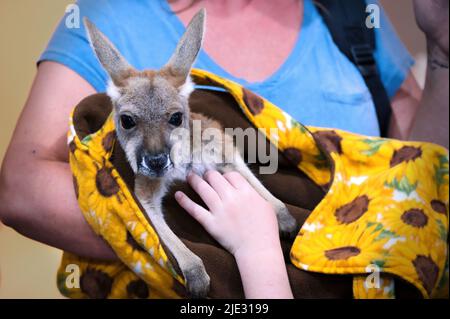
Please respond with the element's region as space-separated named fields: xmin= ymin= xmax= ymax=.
xmin=0 ymin=61 xmax=117 ymax=260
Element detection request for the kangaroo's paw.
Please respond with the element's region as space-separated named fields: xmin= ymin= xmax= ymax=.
xmin=183 ymin=258 xmax=210 ymax=299
xmin=274 ymin=203 xmax=299 ymax=239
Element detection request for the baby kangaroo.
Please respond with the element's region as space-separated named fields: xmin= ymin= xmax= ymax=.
xmin=84 ymin=9 xmax=298 ymax=299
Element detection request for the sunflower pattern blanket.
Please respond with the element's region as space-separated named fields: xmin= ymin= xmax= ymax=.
xmin=59 ymin=69 xmax=449 ymax=299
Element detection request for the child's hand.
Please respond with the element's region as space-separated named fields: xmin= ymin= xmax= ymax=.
xmin=175 ymin=170 xmax=280 ymax=256
xmin=175 ymin=170 xmax=294 ymax=299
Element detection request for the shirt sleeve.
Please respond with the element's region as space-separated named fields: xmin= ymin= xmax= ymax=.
xmin=38 ymin=0 xmax=117 ymax=92
xmin=370 ymin=0 xmax=415 ymax=98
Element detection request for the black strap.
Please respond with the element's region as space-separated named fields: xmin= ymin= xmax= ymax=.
xmin=315 ymin=0 xmax=392 ymax=137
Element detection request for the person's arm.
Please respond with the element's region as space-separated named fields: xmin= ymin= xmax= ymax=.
xmin=388 ymin=71 xmax=421 ymax=141
xmin=389 ymin=0 xmax=448 ymax=148
xmin=409 ymin=0 xmax=449 ymax=148
xmin=408 ymin=48 xmax=449 ymax=148
xmin=0 ymin=61 xmax=117 ymax=260
xmin=175 ymin=171 xmax=293 ymax=299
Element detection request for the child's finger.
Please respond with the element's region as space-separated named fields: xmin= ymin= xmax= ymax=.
xmin=187 ymin=172 xmax=221 ymax=210
xmin=203 ymin=170 xmax=234 ymax=200
xmin=223 ymin=171 xmax=251 ymax=190
xmin=175 ymin=191 xmax=212 ymax=228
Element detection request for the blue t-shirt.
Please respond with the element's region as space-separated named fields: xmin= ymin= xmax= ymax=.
xmin=39 ymin=0 xmax=414 ymax=136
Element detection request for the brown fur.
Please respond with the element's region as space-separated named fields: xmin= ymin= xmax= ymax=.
xmin=114 ymin=67 xmax=186 ymax=90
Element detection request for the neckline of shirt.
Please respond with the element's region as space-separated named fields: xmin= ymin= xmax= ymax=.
xmin=157 ymin=0 xmax=320 ymax=90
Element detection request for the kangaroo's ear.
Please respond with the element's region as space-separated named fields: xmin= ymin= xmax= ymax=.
xmin=84 ymin=18 xmax=133 ymax=85
xmin=165 ymin=8 xmax=206 ymax=80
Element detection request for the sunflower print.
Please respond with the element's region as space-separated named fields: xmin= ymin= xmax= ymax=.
xmin=381 ymin=199 xmax=443 ymax=244
xmin=59 ymin=69 xmax=449 ymax=299
xmin=433 ymin=154 xmax=449 ymax=198
xmin=385 ymin=143 xmax=444 ymax=186
xmin=293 ymin=126 xmax=448 ymax=298
xmin=337 ymin=134 xmax=393 ymax=177
xmin=57 ymin=252 xmax=127 ymax=299
xmin=65 ymin=112 xmax=184 ymax=299
xmin=353 ymin=274 xmax=396 ymax=299
xmin=278 ymin=117 xmax=332 ymax=188
xmin=416 ymin=155 xmax=449 ymax=220
xmin=301 ymin=176 xmax=393 ymax=229
xmin=385 ymin=240 xmax=446 ymax=297
xmin=417 ymin=175 xmax=448 ymax=212
xmin=77 ymin=159 xmax=125 ymax=231
xmin=292 ymin=222 xmax=391 ymax=273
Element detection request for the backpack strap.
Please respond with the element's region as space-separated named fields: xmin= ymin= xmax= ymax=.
xmin=315 ymin=0 xmax=392 ymax=137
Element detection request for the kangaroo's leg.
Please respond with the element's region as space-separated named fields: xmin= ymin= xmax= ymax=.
xmin=135 ymin=176 xmax=210 ymax=299
xmin=220 ymin=151 xmax=299 ymax=238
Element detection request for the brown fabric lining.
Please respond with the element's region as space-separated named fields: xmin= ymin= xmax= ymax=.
xmin=72 ymin=90 xmax=420 ymax=298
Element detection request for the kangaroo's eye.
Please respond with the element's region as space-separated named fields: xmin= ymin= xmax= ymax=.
xmin=120 ymin=114 xmax=136 ymax=130
xmin=169 ymin=112 xmax=183 ymax=127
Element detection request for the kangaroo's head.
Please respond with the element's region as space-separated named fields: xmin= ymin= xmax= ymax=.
xmin=84 ymin=9 xmax=206 ymax=178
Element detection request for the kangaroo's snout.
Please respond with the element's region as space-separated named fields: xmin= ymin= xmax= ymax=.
xmin=140 ymin=153 xmax=172 ymax=177
xmin=145 ymin=153 xmax=170 ymax=171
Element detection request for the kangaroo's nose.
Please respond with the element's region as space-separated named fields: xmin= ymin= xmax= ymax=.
xmin=143 ymin=153 xmax=170 ymax=172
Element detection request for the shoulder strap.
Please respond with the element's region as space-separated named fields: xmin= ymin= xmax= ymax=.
xmin=315 ymin=0 xmax=392 ymax=137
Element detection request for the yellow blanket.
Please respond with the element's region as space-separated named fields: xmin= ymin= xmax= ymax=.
xmin=59 ymin=69 xmax=449 ymax=299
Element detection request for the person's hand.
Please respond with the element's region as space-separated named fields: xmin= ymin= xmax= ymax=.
xmin=176 ymin=170 xmax=294 ymax=299
xmin=175 ymin=170 xmax=281 ymax=256
xmin=413 ymin=0 xmax=449 ymax=59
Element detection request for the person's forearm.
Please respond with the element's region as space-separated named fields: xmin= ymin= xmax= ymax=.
xmin=409 ymin=42 xmax=449 ymax=148
xmin=0 ymin=158 xmax=117 ymax=261
xmin=234 ymin=243 xmax=293 ymax=299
